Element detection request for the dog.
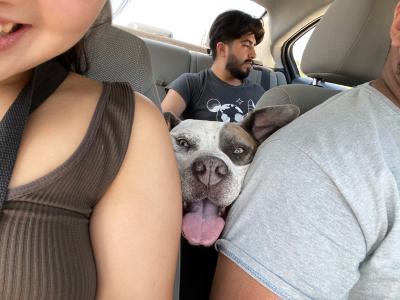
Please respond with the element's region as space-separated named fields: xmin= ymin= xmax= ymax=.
xmin=164 ymin=104 xmax=300 ymax=247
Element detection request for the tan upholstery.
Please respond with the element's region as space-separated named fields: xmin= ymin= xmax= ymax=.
xmin=256 ymin=84 xmax=340 ymax=113
xmin=301 ymin=0 xmax=398 ymax=86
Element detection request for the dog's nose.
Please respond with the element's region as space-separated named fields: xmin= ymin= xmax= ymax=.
xmin=192 ymin=156 xmax=229 ymax=186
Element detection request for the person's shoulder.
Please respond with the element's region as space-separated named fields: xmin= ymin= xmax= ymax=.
xmin=45 ymin=72 xmax=104 ymax=123
xmin=55 ymin=72 xmax=103 ymax=106
xmin=265 ymin=84 xmax=379 ymax=153
xmin=187 ymin=68 xmax=209 ymax=81
xmin=130 ymin=92 xmax=168 ymax=143
xmin=60 ymin=72 xmax=102 ymax=94
xmin=243 ymin=77 xmax=261 ymax=87
xmin=178 ymin=69 xmax=207 ymax=80
xmin=253 ymin=82 xmax=265 ymax=93
xmin=170 ymin=71 xmax=204 ymax=86
xmin=243 ymin=79 xmax=265 ymax=91
xmin=134 ymin=92 xmax=163 ymax=125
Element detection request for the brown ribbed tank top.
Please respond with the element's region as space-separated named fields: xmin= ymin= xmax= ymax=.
xmin=0 ymin=82 xmax=135 ymax=299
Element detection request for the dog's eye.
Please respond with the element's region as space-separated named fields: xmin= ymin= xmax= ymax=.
xmin=177 ymin=138 xmax=190 ymax=148
xmin=233 ymin=147 xmax=245 ymax=154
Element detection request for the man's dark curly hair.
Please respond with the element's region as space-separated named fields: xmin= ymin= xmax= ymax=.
xmin=209 ymin=10 xmax=264 ymax=60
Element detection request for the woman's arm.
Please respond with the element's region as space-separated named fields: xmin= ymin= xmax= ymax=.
xmin=90 ymin=92 xmax=182 ymax=299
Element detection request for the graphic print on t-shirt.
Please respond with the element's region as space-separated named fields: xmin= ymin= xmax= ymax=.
xmin=207 ymin=98 xmax=256 ymax=123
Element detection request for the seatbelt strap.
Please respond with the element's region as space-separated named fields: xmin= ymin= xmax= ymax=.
xmin=0 ymin=60 xmax=69 ymax=209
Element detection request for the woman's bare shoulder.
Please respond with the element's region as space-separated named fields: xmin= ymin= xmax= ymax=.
xmin=133 ymin=92 xmax=164 ymax=128
xmin=56 ymin=72 xmax=103 ymax=104
xmin=90 ymin=91 xmax=181 ymax=299
xmin=10 ymin=73 xmax=104 ymax=188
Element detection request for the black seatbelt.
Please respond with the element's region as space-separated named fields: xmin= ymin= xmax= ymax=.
xmin=0 ymin=60 xmax=69 ymax=209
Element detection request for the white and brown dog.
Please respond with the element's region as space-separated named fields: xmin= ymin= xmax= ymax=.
xmin=165 ymin=105 xmax=300 ymax=247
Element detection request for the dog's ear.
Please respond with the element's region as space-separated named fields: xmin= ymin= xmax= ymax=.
xmin=241 ymin=105 xmax=300 ymax=143
xmin=163 ymin=112 xmax=181 ymax=131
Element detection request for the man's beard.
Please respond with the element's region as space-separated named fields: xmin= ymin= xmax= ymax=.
xmin=225 ymin=53 xmax=252 ymax=80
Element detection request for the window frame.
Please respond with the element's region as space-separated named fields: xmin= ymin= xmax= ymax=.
xmin=281 ymin=18 xmax=320 ymax=83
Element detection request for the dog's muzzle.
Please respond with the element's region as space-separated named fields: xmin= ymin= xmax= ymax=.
xmin=182 ymin=156 xmax=230 ymax=247
xmin=192 ymin=156 xmax=228 ymax=186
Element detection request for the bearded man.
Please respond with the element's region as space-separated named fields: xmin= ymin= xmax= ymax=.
xmin=162 ymin=10 xmax=265 ymax=122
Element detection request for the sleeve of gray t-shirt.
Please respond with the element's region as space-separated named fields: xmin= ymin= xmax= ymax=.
xmin=166 ymin=73 xmax=202 ymax=106
xmin=216 ymin=140 xmax=366 ymax=300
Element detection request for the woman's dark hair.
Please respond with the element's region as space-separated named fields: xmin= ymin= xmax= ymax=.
xmin=209 ymin=10 xmax=264 ymax=60
xmin=55 ymin=38 xmax=89 ymax=74
xmin=55 ymin=0 xmax=127 ymax=74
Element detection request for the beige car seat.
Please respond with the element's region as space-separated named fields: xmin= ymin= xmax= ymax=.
xmin=257 ymin=0 xmax=397 ymax=114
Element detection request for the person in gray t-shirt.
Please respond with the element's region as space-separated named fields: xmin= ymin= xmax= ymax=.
xmin=211 ymin=3 xmax=400 ymax=300
xmin=162 ymin=10 xmax=265 ymax=122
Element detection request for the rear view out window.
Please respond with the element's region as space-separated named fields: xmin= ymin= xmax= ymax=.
xmin=292 ymin=28 xmax=314 ymax=77
xmin=111 ymin=0 xmax=265 ymax=48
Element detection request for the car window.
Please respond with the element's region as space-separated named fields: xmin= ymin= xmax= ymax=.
xmin=292 ymin=28 xmax=314 ymax=77
xmin=291 ymin=26 xmax=350 ymax=89
xmin=110 ymin=0 xmax=265 ymax=50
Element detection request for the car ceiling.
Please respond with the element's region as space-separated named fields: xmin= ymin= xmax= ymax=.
xmin=252 ymin=0 xmax=334 ymax=66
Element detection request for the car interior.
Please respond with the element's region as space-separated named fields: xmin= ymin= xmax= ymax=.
xmin=83 ymin=0 xmax=396 ymax=298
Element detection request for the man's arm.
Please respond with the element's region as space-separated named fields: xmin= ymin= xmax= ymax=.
xmin=212 ymin=140 xmax=366 ymax=299
xmin=211 ymin=254 xmax=281 ymax=300
xmin=161 ymin=89 xmax=187 ymax=117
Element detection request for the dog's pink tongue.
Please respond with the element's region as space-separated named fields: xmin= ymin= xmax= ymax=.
xmin=182 ymin=200 xmax=225 ymax=247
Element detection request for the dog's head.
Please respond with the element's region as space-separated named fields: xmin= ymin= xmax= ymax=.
xmin=164 ymin=105 xmax=300 ymax=246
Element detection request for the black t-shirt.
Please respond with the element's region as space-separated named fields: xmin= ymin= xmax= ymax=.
xmin=167 ymin=69 xmax=265 ymax=122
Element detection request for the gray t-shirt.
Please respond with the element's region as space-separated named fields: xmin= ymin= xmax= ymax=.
xmin=167 ymin=68 xmax=265 ymax=122
xmin=216 ymin=83 xmax=400 ymax=299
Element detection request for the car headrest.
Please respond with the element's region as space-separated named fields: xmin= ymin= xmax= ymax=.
xmin=255 ymin=84 xmax=340 ymax=114
xmin=301 ymin=0 xmax=398 ymax=86
xmin=84 ymin=0 xmax=161 ymax=108
xmin=97 ymin=1 xmax=112 ymax=25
